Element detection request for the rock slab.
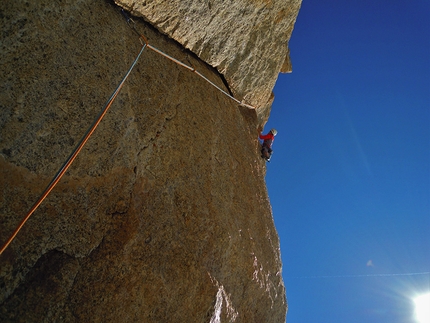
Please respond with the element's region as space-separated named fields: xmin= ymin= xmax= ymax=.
xmin=115 ymin=0 xmax=302 ymax=126
xmin=0 ymin=0 xmax=288 ymax=322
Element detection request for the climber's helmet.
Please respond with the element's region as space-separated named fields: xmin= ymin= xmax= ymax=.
xmin=270 ymin=129 xmax=278 ymax=136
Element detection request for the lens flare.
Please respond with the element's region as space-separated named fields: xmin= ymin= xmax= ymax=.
xmin=414 ymin=293 xmax=430 ymax=323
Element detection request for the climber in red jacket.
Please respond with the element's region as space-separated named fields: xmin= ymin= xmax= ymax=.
xmin=259 ymin=128 xmax=277 ymax=162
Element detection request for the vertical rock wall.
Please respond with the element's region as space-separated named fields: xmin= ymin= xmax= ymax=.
xmin=0 ymin=0 xmax=292 ymax=322
xmin=115 ymin=0 xmax=302 ymax=126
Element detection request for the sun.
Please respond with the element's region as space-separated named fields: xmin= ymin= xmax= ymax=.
xmin=414 ymin=293 xmax=430 ymax=323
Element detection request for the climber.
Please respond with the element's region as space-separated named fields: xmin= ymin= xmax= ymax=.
xmin=259 ymin=128 xmax=277 ymax=162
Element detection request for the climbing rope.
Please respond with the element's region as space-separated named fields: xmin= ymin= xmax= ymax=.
xmin=121 ymin=9 xmax=257 ymax=110
xmin=0 ymin=43 xmax=147 ymax=256
xmin=1 ymin=9 xmax=257 ymax=255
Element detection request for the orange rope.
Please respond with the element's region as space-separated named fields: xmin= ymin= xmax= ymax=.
xmin=0 ymin=43 xmax=147 ymax=255
xmin=1 ymin=10 xmax=257 ymax=255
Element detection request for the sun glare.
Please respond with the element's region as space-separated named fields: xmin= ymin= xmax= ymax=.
xmin=414 ymin=293 xmax=430 ymax=323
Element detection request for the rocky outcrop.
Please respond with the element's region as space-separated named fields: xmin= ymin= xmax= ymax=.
xmin=0 ymin=0 xmax=299 ymax=322
xmin=115 ymin=0 xmax=302 ymax=126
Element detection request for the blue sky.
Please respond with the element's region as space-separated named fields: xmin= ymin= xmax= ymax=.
xmin=265 ymin=1 xmax=430 ymax=322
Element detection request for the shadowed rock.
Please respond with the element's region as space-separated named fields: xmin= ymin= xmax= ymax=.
xmin=0 ymin=0 xmax=299 ymax=322
xmin=115 ymin=0 xmax=302 ymax=126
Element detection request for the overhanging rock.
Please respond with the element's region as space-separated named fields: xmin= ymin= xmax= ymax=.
xmin=0 ymin=0 xmax=292 ymax=322
xmin=115 ymin=0 xmax=302 ymax=126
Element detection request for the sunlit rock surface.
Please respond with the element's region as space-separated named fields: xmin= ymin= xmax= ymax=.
xmin=115 ymin=0 xmax=302 ymax=126
xmin=0 ymin=0 xmax=299 ymax=322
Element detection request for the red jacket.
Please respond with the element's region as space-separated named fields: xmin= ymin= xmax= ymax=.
xmin=259 ymin=133 xmax=274 ymax=147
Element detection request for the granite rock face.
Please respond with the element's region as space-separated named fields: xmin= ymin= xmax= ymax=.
xmin=115 ymin=0 xmax=302 ymax=126
xmin=0 ymin=0 xmax=292 ymax=322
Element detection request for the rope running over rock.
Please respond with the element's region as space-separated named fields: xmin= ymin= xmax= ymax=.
xmin=0 ymin=43 xmax=147 ymax=255
xmin=121 ymin=9 xmax=257 ymax=110
xmin=0 ymin=9 xmax=257 ymax=255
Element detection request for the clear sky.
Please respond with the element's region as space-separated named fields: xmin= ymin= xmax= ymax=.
xmin=265 ymin=1 xmax=430 ymax=322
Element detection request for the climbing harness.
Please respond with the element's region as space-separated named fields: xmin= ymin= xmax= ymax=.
xmin=0 ymin=8 xmax=257 ymax=255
